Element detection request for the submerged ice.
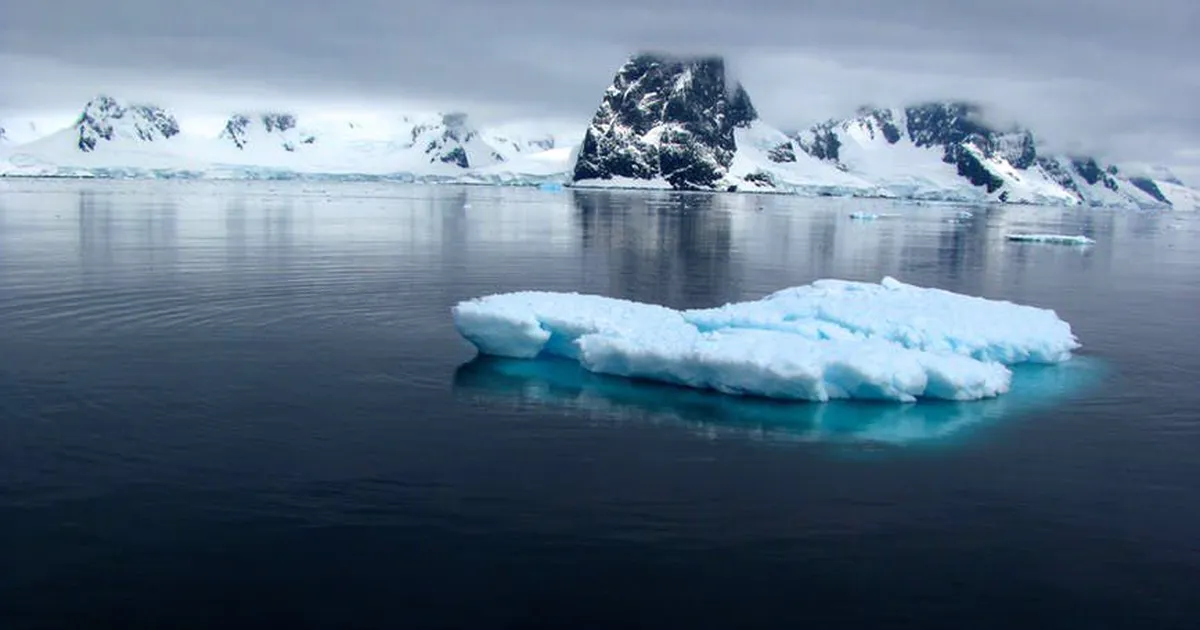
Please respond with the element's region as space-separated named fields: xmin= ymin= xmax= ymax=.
xmin=451 ymin=277 xmax=1080 ymax=403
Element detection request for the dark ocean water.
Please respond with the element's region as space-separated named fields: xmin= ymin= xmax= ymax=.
xmin=1 ymin=180 xmax=1198 ymax=629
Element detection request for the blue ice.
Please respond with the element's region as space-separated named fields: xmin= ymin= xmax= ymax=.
xmin=451 ymin=277 xmax=1081 ymax=403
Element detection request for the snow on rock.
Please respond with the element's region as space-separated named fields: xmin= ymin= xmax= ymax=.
xmin=452 ymin=278 xmax=1080 ymax=403
xmin=220 ymin=113 xmax=316 ymax=152
xmin=409 ymin=112 xmax=503 ymax=168
xmin=794 ymin=102 xmax=1178 ymax=208
xmin=75 ymin=95 xmax=180 ymax=151
xmin=570 ymin=52 xmax=757 ymax=191
xmin=1005 ymin=233 xmax=1097 ymax=246
xmin=727 ymin=121 xmax=880 ymax=196
xmin=1154 ymin=180 xmax=1200 ymax=211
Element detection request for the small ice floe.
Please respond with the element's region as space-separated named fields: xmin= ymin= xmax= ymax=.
xmin=1005 ymin=233 xmax=1095 ymax=246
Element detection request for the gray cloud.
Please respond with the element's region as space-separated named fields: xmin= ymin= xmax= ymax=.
xmin=2 ymin=0 xmax=1198 ymax=176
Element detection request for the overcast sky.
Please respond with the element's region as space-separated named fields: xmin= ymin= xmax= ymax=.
xmin=2 ymin=0 xmax=1198 ymax=178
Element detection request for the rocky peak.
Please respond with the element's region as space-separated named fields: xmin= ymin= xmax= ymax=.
xmin=571 ymin=52 xmax=758 ymax=190
xmin=408 ymin=112 xmax=499 ymax=168
xmin=75 ymin=95 xmax=180 ymax=152
xmin=220 ymin=112 xmax=314 ymax=152
xmin=261 ymin=113 xmax=296 ymax=133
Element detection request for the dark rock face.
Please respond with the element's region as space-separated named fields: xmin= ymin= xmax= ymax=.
xmin=766 ymin=142 xmax=796 ymax=163
xmin=262 ymin=114 xmax=296 ymax=133
xmin=571 ymin=53 xmax=758 ymax=190
xmin=800 ymin=124 xmax=842 ymax=162
xmin=855 ymin=107 xmax=903 ymax=144
xmin=221 ymin=115 xmax=252 ymax=149
xmin=75 ymin=95 xmax=179 ymax=152
xmin=743 ymin=170 xmax=775 ymax=187
xmin=905 ymin=102 xmax=991 ymax=149
xmin=412 ymin=112 xmax=484 ymax=168
xmin=1070 ymin=157 xmax=1119 ymax=191
xmin=797 ymin=108 xmax=899 ymax=164
xmin=1037 ymin=156 xmax=1080 ymax=195
xmin=904 ymin=102 xmax=1036 ymax=188
xmin=220 ymin=113 xmax=312 ymax=150
xmin=1128 ymin=177 xmax=1169 ymax=203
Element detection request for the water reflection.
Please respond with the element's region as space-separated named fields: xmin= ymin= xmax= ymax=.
xmin=572 ymin=190 xmax=741 ymax=308
xmin=77 ymin=190 xmax=114 ymax=269
xmin=453 ymin=355 xmax=1105 ymax=447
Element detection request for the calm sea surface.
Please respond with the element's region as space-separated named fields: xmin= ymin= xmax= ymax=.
xmin=1 ymin=180 xmax=1198 ymax=629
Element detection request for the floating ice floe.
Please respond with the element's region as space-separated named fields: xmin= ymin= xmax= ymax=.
xmin=849 ymin=211 xmax=901 ymax=220
xmin=452 ymin=277 xmax=1080 ymax=403
xmin=1005 ymin=233 xmax=1096 ymax=245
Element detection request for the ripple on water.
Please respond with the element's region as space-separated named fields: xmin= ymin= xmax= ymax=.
xmin=0 ymin=261 xmax=430 ymax=337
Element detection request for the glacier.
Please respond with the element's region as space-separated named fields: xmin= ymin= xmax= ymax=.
xmin=452 ymin=278 xmax=1080 ymax=403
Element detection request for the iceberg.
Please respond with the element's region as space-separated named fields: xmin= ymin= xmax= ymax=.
xmin=1005 ymin=233 xmax=1096 ymax=246
xmin=451 ymin=277 xmax=1080 ymax=403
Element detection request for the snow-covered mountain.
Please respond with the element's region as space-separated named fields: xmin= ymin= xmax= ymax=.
xmin=788 ymin=103 xmax=1168 ymax=207
xmin=0 ymin=66 xmax=1195 ymax=209
xmin=75 ymin=95 xmax=181 ymax=151
xmin=567 ymin=53 xmax=881 ymax=195
xmin=570 ymin=53 xmax=757 ymax=190
xmin=0 ymin=96 xmax=562 ymax=179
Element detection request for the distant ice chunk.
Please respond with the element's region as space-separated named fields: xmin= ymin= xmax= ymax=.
xmin=849 ymin=211 xmax=900 ymax=220
xmin=1005 ymin=233 xmax=1096 ymax=246
xmin=452 ymin=278 xmax=1080 ymax=403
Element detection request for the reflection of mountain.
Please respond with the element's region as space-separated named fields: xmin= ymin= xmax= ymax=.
xmin=570 ymin=190 xmax=740 ymax=308
xmin=453 ymin=355 xmax=1104 ymax=447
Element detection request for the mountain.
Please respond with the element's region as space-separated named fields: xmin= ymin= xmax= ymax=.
xmin=791 ymin=103 xmax=1166 ymax=207
xmin=0 ymin=96 xmax=556 ymax=178
xmin=75 ymin=95 xmax=181 ymax=151
xmin=0 ymin=77 xmax=1195 ymax=209
xmin=567 ymin=52 xmax=876 ymax=194
xmin=570 ymin=53 xmax=757 ymax=190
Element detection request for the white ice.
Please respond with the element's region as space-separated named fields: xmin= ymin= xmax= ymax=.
xmin=1005 ymin=233 xmax=1096 ymax=246
xmin=451 ymin=277 xmax=1080 ymax=403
